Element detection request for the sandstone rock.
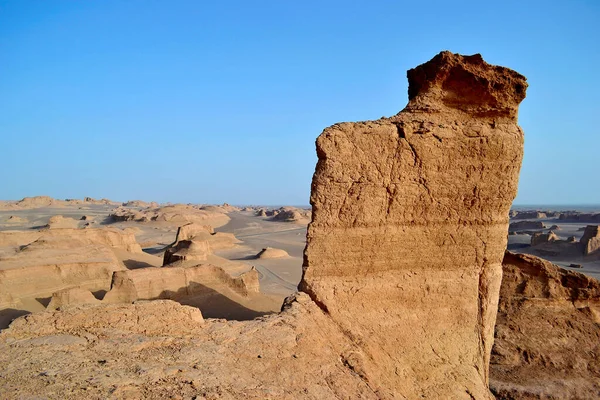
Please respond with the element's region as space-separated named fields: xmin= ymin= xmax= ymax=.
xmin=174 ymin=222 xmax=214 ymax=242
xmin=567 ymin=235 xmax=577 ymax=243
xmin=300 ymin=51 xmax=527 ymax=399
xmin=122 ymin=199 xmax=151 ymax=207
xmin=44 ymin=215 xmax=80 ymax=229
xmin=163 ymin=240 xmax=210 ymax=265
xmin=548 ymin=224 xmax=560 ymax=230
xmin=15 ymin=196 xmax=57 ymax=209
xmin=270 ymin=207 xmax=311 ymax=223
xmin=512 ymin=211 xmax=547 ymax=219
xmin=580 ymin=225 xmax=600 ymax=255
xmin=162 ymin=224 xmax=241 ymax=266
xmin=104 ymin=264 xmax=260 ymax=304
xmin=47 ymin=287 xmax=101 ymax=310
xmin=509 ymin=220 xmax=545 ymax=230
xmin=5 ymin=215 xmax=26 ymax=224
xmin=0 ymin=228 xmax=143 ymax=255
xmin=0 ymin=295 xmax=376 ymax=399
xmin=531 ymin=231 xmax=559 ymax=246
xmin=3 ymin=300 xmax=204 ymax=338
xmin=490 ymin=251 xmax=600 ymax=399
xmin=0 ymin=227 xmax=143 ymax=324
xmin=110 ymin=204 xmax=230 ymax=227
xmin=0 ymin=243 xmax=123 ymax=312
xmin=256 ymin=247 xmax=289 ymax=259
xmin=559 ymin=212 xmax=600 ymax=223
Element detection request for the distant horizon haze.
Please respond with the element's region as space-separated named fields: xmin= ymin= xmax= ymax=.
xmin=1 ymin=1 xmax=599 ymax=205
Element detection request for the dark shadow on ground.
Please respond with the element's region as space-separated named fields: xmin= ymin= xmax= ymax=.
xmin=0 ymin=308 xmax=30 ymax=330
xmin=98 ymin=216 xmax=117 ymax=225
xmin=143 ymin=246 xmax=167 ymax=256
xmin=507 ymin=243 xmax=530 ymax=250
xmin=158 ymin=283 xmax=271 ymax=321
xmin=122 ymin=259 xmax=156 ymax=270
xmin=92 ymin=289 xmax=107 ymax=300
xmin=36 ymin=297 xmax=51 ymax=307
xmin=232 ymin=255 xmax=259 ymax=261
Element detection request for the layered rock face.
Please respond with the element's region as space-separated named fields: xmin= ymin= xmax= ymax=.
xmin=491 ymin=252 xmax=600 ymax=399
xmin=103 ymin=264 xmax=260 ymax=304
xmin=531 ymin=231 xmax=559 ymax=246
xmin=301 ymin=51 xmax=527 ymax=398
xmin=580 ymin=225 xmax=600 ymax=255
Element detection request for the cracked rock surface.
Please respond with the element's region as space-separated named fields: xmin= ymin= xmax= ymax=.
xmin=301 ymin=51 xmax=527 ymax=399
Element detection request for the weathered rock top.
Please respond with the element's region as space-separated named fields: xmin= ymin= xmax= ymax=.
xmin=405 ymin=51 xmax=527 ymax=118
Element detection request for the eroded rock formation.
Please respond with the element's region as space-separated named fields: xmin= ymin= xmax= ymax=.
xmin=531 ymin=231 xmax=559 ymax=246
xmin=580 ymin=225 xmax=600 ymax=255
xmin=301 ymin=51 xmax=527 ymax=398
xmin=0 ymin=51 xmax=528 ymax=399
xmin=491 ymin=251 xmax=600 ymax=399
xmin=509 ymin=220 xmax=545 ymax=231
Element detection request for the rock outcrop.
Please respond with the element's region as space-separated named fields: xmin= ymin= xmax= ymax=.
xmin=5 ymin=300 xmax=204 ymax=338
xmin=256 ymin=247 xmax=290 ymax=259
xmin=491 ymin=251 xmax=600 ymax=399
xmin=270 ymin=207 xmax=311 ymax=223
xmin=162 ymin=223 xmax=241 ymax=266
xmin=44 ymin=215 xmax=80 ymax=229
xmin=559 ymin=212 xmax=600 ymax=223
xmin=530 ymin=231 xmax=559 ymax=246
xmin=301 ymin=51 xmax=527 ymax=398
xmin=512 ymin=211 xmax=547 ymax=220
xmin=47 ymin=287 xmax=101 ymax=310
xmin=580 ymin=225 xmax=600 ymax=255
xmin=163 ymin=240 xmax=210 ymax=265
xmin=110 ymin=204 xmax=230 ymax=227
xmin=104 ymin=264 xmax=260 ymax=304
xmin=509 ymin=220 xmax=545 ymax=231
xmin=0 ymin=227 xmax=145 ymax=328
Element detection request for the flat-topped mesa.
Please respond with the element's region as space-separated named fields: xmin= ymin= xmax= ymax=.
xmin=405 ymin=51 xmax=527 ymax=119
xmin=301 ymin=51 xmax=527 ymax=399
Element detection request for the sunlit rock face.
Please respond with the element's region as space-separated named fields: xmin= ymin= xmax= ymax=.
xmin=301 ymin=51 xmax=527 ymax=399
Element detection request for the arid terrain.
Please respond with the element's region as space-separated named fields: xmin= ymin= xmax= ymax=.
xmin=507 ymin=207 xmax=600 ymax=280
xmin=0 ymin=198 xmax=309 ymax=328
xmin=1 ymin=52 xmax=599 ymax=399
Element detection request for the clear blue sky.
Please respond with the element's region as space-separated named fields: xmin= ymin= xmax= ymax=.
xmin=1 ymin=1 xmax=598 ymax=205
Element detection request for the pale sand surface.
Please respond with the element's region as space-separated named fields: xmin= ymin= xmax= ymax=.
xmin=214 ymin=211 xmax=306 ymax=298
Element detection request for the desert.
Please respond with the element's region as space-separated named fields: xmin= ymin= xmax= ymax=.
xmin=2 ymin=3 xmax=600 ymax=399
xmin=1 ymin=51 xmax=599 ymax=399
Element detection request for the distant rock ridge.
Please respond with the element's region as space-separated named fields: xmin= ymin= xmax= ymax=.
xmin=301 ymin=51 xmax=527 ymax=398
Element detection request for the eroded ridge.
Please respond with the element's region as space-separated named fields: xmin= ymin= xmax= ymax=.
xmin=301 ymin=51 xmax=527 ymax=399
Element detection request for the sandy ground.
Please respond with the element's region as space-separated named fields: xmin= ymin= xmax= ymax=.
xmin=214 ymin=211 xmax=306 ymax=298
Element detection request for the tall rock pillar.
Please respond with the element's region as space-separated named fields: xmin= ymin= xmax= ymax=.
xmin=300 ymin=51 xmax=527 ymax=399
